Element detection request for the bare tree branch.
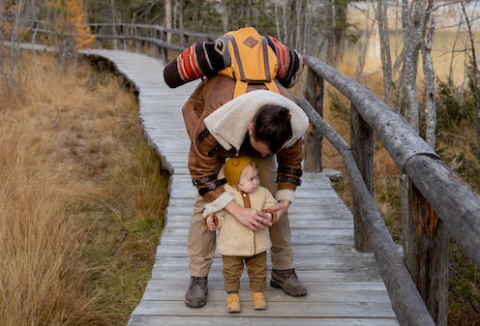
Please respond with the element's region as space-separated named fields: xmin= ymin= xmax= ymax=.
xmin=461 ymin=0 xmax=480 ymax=159
xmin=376 ymin=0 xmax=393 ymax=104
xmin=449 ymin=18 xmax=463 ymax=81
xmin=356 ymin=1 xmax=374 ymax=81
xmin=428 ymin=0 xmax=464 ymax=14
xmin=422 ymin=1 xmax=436 ymax=148
xmin=402 ymin=0 xmax=420 ymax=132
xmin=436 ymin=15 xmax=480 ymax=30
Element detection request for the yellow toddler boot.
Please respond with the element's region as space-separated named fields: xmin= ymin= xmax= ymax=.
xmin=252 ymin=292 xmax=267 ymax=310
xmin=226 ymin=292 xmax=241 ymax=313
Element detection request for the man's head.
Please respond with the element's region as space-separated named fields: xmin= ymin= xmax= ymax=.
xmin=248 ymin=104 xmax=293 ymax=156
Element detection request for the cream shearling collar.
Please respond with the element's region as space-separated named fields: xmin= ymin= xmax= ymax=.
xmin=204 ymin=90 xmax=309 ymax=151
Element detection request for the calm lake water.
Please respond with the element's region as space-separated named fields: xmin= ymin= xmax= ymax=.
xmin=345 ymin=1 xmax=480 ymax=85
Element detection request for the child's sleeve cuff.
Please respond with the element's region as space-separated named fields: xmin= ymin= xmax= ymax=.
xmin=202 ymin=192 xmax=235 ymax=216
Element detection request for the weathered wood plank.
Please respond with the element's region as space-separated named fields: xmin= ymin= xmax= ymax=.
xmin=128 ymin=316 xmax=399 ymax=326
xmin=141 ymin=289 xmax=392 ymax=305
xmin=148 ymin=269 xmax=384 ymax=283
xmin=155 ymin=244 xmax=363 ymax=257
xmin=153 ymin=255 xmax=378 ymax=271
xmin=142 ymin=287 xmax=392 ymax=303
xmin=133 ymin=300 xmax=397 ymax=318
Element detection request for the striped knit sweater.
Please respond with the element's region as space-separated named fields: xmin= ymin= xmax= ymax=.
xmin=163 ymin=29 xmax=303 ymax=89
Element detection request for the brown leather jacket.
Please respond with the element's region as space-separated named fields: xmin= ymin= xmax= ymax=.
xmin=182 ymin=74 xmax=304 ymax=202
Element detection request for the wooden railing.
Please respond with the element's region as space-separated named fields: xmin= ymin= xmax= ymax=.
xmin=298 ymin=56 xmax=480 ymax=326
xmin=19 ymin=21 xmax=480 ymax=326
xmin=89 ymin=22 xmax=217 ymax=60
xmin=26 ymin=20 xmax=217 ymax=61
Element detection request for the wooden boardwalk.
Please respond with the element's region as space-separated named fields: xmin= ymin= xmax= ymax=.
xmin=82 ymin=49 xmax=400 ymax=326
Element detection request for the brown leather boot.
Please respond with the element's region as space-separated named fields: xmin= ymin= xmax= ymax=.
xmin=185 ymin=276 xmax=208 ymax=308
xmin=270 ymin=269 xmax=307 ymax=297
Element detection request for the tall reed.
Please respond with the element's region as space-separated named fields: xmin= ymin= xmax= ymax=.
xmin=0 ymin=51 xmax=129 ymax=325
xmin=0 ymin=96 xmax=99 ymax=325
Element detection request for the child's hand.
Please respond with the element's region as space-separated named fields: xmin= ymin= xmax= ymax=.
xmin=206 ymin=214 xmax=217 ymax=231
xmin=268 ymin=200 xmax=290 ymax=221
xmin=262 ymin=209 xmax=277 ymax=224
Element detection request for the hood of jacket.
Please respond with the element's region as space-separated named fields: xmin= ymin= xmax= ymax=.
xmin=203 ymin=90 xmax=309 ymax=151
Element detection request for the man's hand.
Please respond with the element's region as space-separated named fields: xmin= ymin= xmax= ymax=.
xmin=270 ymin=200 xmax=291 ymax=220
xmin=225 ymin=201 xmax=272 ymax=231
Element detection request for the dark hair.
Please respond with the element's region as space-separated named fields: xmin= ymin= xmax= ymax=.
xmin=252 ymin=104 xmax=292 ymax=154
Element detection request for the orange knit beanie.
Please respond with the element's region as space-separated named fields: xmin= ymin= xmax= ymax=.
xmin=224 ymin=156 xmax=252 ymax=186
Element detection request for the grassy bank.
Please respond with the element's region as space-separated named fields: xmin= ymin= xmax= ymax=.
xmin=0 ymin=51 xmax=168 ymax=326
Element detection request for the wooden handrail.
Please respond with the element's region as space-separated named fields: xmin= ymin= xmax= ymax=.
xmin=294 ymin=95 xmax=436 ymax=326
xmin=21 ymin=20 xmax=217 ymax=40
xmin=21 ymin=20 xmax=217 ymax=60
xmin=302 ymin=55 xmax=480 ymax=326
xmin=88 ymin=22 xmax=217 ymax=40
xmin=304 ymin=55 xmax=480 ymax=267
xmin=93 ymin=34 xmax=185 ymax=52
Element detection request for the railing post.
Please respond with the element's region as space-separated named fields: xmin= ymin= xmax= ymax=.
xmin=182 ymin=33 xmax=189 ymax=48
xmin=118 ymin=24 xmax=126 ymax=50
xmin=94 ymin=25 xmax=103 ymax=49
xmin=111 ymin=24 xmax=118 ymax=49
xmin=350 ymin=105 xmax=373 ymax=252
xmin=401 ymin=174 xmax=448 ymax=326
xmin=157 ymin=29 xmax=168 ymax=61
xmin=303 ymin=66 xmax=324 ymax=172
xmin=135 ymin=26 xmax=142 ymax=53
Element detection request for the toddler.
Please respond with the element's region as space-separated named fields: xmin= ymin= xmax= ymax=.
xmin=204 ymin=156 xmax=278 ymax=313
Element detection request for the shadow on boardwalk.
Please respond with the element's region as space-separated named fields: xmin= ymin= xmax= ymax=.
xmin=80 ymin=49 xmax=399 ymax=326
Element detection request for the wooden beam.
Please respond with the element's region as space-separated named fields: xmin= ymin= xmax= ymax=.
xmin=294 ymin=96 xmax=436 ymax=326
xmin=304 ymin=56 xmax=437 ymax=170
xmin=350 ymin=104 xmax=373 ymax=252
xmin=401 ymin=175 xmax=448 ymax=326
xmin=304 ymin=55 xmax=480 ymax=269
xmin=404 ymin=155 xmax=480 ymax=268
xmin=303 ymin=67 xmax=324 ymax=172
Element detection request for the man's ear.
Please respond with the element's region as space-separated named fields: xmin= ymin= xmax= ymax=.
xmin=247 ymin=121 xmax=254 ymax=132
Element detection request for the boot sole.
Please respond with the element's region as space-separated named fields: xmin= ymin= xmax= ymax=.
xmin=184 ymin=290 xmax=208 ymax=308
xmin=253 ymin=305 xmax=267 ymax=310
xmin=227 ymin=308 xmax=241 ymax=313
xmin=185 ymin=298 xmax=207 ymax=308
xmin=270 ymin=278 xmax=307 ymax=297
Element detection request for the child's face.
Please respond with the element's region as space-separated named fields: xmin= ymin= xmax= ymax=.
xmin=237 ymin=164 xmax=260 ymax=193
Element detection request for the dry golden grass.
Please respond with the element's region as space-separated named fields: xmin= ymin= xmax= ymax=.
xmin=0 ymin=51 xmax=168 ymax=325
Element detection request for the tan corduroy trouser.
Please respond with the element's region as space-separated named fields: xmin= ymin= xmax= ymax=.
xmin=188 ymin=155 xmax=294 ymax=277
xmin=222 ymin=252 xmax=267 ymax=293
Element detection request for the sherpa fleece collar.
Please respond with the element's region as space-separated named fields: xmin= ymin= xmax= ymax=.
xmin=204 ymin=90 xmax=309 ymax=151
